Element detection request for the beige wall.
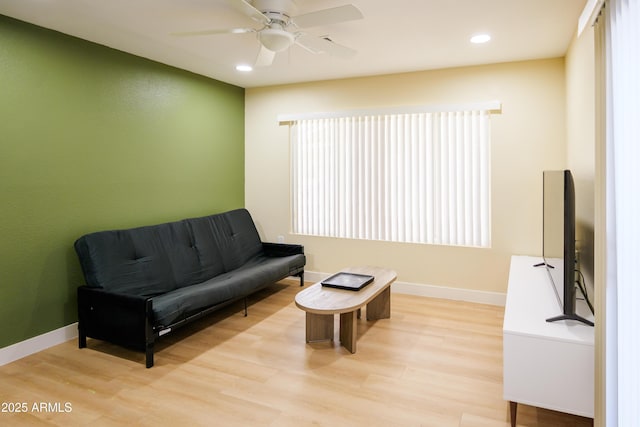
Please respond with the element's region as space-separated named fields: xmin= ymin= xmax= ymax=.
xmin=566 ymin=25 xmax=600 ymax=426
xmin=566 ymin=26 xmax=596 ymax=293
xmin=245 ymin=58 xmax=567 ymax=293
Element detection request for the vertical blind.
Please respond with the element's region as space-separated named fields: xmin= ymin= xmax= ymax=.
xmin=290 ymin=108 xmax=492 ymax=247
xmin=593 ymin=0 xmax=640 ymax=425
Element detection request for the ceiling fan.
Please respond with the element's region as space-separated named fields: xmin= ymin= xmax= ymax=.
xmin=173 ymin=0 xmax=363 ymax=67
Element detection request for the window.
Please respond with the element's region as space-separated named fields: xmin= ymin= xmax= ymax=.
xmin=283 ymin=102 xmax=499 ymax=248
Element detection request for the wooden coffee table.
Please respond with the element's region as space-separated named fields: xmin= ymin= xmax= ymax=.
xmin=294 ymin=266 xmax=397 ymax=353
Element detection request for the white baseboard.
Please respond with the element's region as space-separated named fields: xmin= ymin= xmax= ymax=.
xmin=303 ymin=270 xmax=506 ymax=307
xmin=0 ymin=323 xmax=78 ymax=367
xmin=391 ymin=280 xmax=506 ymax=306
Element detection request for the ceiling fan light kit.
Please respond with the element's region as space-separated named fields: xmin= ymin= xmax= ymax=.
xmin=259 ymin=25 xmax=295 ymax=52
xmin=174 ymin=0 xmax=363 ymax=68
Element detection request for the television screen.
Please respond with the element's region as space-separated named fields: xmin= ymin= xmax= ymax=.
xmin=540 ymin=170 xmax=592 ymax=326
xmin=542 ymin=170 xmax=567 ymax=309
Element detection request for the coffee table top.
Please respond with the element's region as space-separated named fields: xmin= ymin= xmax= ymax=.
xmin=295 ymin=266 xmax=397 ymax=314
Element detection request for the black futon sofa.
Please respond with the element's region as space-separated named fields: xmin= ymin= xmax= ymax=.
xmin=74 ymin=208 xmax=305 ymax=367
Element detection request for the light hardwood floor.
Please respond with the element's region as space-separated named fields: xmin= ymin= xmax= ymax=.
xmin=0 ymin=279 xmax=593 ymax=426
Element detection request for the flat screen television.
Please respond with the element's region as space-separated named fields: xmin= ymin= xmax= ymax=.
xmin=537 ymin=170 xmax=593 ymax=326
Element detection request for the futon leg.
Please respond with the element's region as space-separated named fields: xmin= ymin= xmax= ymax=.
xmin=299 ymin=271 xmax=305 ymax=286
xmin=244 ymin=297 xmax=248 ymax=317
xmin=78 ymin=324 xmax=86 ymax=348
xmin=145 ymin=343 xmax=154 ymax=368
xmin=144 ymin=299 xmax=154 ymax=368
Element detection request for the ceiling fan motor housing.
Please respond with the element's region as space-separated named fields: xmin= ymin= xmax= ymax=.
xmin=252 ymin=0 xmax=296 ymax=17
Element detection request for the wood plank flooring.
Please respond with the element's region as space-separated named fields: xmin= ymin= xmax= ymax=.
xmin=0 ymin=279 xmax=593 ymax=426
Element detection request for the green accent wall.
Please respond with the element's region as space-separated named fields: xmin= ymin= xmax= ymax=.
xmin=0 ymin=15 xmax=245 ymax=348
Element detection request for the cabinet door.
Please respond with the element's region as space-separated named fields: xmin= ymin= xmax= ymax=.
xmin=503 ymin=332 xmax=594 ymax=417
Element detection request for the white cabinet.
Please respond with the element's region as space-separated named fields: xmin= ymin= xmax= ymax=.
xmin=503 ymin=255 xmax=594 ymax=425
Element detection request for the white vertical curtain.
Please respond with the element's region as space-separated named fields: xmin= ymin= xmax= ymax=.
xmin=594 ymin=0 xmax=640 ymax=425
xmin=291 ymin=110 xmax=491 ymax=247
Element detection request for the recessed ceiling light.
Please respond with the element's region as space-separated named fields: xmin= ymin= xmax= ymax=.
xmin=236 ymin=64 xmax=253 ymax=72
xmin=470 ymin=34 xmax=491 ymax=44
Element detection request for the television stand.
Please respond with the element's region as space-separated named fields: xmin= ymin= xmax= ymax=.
xmin=533 ymin=261 xmax=554 ymax=268
xmin=531 ymin=261 xmax=594 ymax=326
xmin=546 ymin=313 xmax=594 ymax=327
xmin=503 ymin=256 xmax=594 ymax=426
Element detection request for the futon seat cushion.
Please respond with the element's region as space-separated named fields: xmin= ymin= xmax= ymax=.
xmin=151 ymin=277 xmax=235 ymax=327
xmin=151 ymin=253 xmax=304 ymax=326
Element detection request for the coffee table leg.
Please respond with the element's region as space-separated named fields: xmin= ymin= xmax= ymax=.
xmin=367 ymin=286 xmax=391 ymax=320
xmin=340 ymin=311 xmax=358 ymax=353
xmin=306 ymin=312 xmax=334 ymax=342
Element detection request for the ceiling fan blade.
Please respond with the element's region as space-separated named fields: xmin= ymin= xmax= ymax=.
xmin=231 ymin=0 xmax=270 ymax=26
xmin=291 ymin=4 xmax=363 ymax=29
xmin=172 ymin=28 xmax=255 ymax=37
xmin=296 ymin=34 xmax=357 ymax=58
xmin=323 ymin=40 xmax=357 ymax=59
xmin=254 ymin=45 xmax=276 ymax=67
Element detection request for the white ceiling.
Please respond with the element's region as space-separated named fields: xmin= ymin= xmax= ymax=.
xmin=0 ymin=0 xmax=587 ymax=88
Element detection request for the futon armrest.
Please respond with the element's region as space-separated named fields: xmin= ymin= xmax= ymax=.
xmin=78 ymin=286 xmax=150 ymax=309
xmin=262 ymin=242 xmax=304 ymax=257
xmin=77 ymin=286 xmax=153 ymax=351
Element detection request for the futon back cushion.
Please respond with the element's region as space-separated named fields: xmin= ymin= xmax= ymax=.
xmin=158 ymin=219 xmax=225 ymax=289
xmin=188 ymin=209 xmax=263 ymax=273
xmin=218 ymin=209 xmax=264 ymax=271
xmin=75 ymin=209 xmax=265 ymax=295
xmin=74 ymin=224 xmax=177 ymax=296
